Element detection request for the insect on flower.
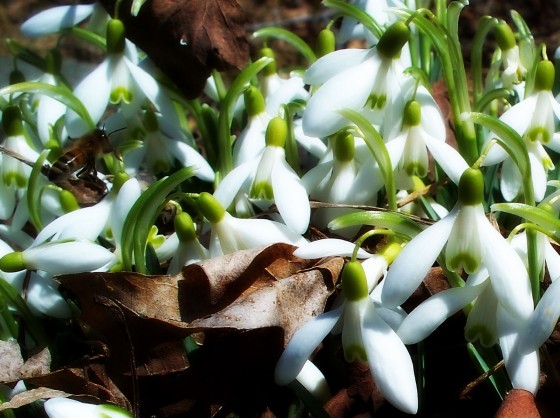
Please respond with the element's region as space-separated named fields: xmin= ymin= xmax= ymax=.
xmin=0 ymin=127 xmax=124 ymax=206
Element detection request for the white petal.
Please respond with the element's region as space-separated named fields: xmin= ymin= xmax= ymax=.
xmin=44 ymin=398 xmax=99 ymax=418
xmin=163 ymin=138 xmax=215 ymax=182
xmin=397 ymin=282 xmax=487 ymax=344
xmin=295 ymin=361 xmax=332 ymax=405
xmin=302 ymin=58 xmax=379 ymax=138
xmin=516 ymin=276 xmax=560 ymax=354
xmin=382 ymin=207 xmax=458 ymax=307
xmin=500 ymin=157 xmax=522 ymax=201
xmin=37 ymin=94 xmax=67 ymax=145
xmin=272 ymin=157 xmax=310 ymax=234
xmin=228 ymin=216 xmax=308 ymax=249
xmin=375 ymin=305 xmax=407 ymax=331
xmin=24 ymin=241 xmax=117 ymax=275
xmin=0 ymin=181 xmax=16 ymax=220
xmin=302 ymin=162 xmax=332 ymax=195
xmin=26 ymin=272 xmax=71 ymax=318
xmin=362 ymin=304 xmax=418 ymax=414
xmin=292 ymin=120 xmax=327 ymax=159
xmin=544 ymin=239 xmax=560 ymax=281
xmin=111 ymin=178 xmax=142 ymax=246
xmin=275 ymin=306 xmax=343 ymax=385
xmin=155 ymin=232 xmax=179 ymax=261
xmin=480 ymin=218 xmax=534 ymax=320
xmin=464 ymin=282 xmax=499 ymax=347
xmin=293 ymin=238 xmax=371 ymax=259
xmin=265 ymin=76 xmax=308 ymax=116
xmin=214 ymin=160 xmax=257 ymax=209
xmin=21 ymin=5 xmax=95 ymax=37
xmin=303 ymin=48 xmax=373 ymax=85
xmin=528 ymin=151 xmax=548 ymax=202
xmin=423 ymin=134 xmax=469 ymax=185
xmin=233 ymin=115 xmax=267 ymax=165
xmin=498 ymin=95 xmax=537 ymax=136
xmin=125 ymin=58 xmax=161 ymax=105
xmin=497 ymin=306 xmax=540 ymax=394
xmin=66 ymin=60 xmax=111 ymax=137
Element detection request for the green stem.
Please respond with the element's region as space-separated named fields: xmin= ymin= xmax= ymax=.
xmin=471 ymin=16 xmax=499 ymax=105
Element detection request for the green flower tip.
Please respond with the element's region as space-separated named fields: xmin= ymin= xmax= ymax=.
xmin=458 ymin=168 xmax=484 ymax=205
xmin=265 ymin=117 xmax=288 ymax=148
xmin=534 ymin=60 xmax=555 ymax=91
xmin=0 ymin=252 xmax=25 ymax=272
xmin=333 ymin=130 xmax=354 ymax=162
xmin=447 ymin=252 xmax=479 ymax=274
xmin=110 ymin=87 xmax=133 ymax=104
xmin=198 ymin=192 xmax=225 ymax=223
xmin=112 ymin=171 xmax=130 ymax=193
xmin=379 ymin=241 xmax=402 ymax=265
xmin=342 ymin=261 xmax=368 ymax=301
xmin=99 ymin=404 xmax=133 ymax=418
xmin=175 ymin=212 xmax=197 ymax=242
xmin=251 ymin=181 xmax=274 ymax=200
xmin=494 ymin=22 xmax=516 ymax=51
xmin=59 ymin=189 xmax=80 ymax=213
xmin=259 ymin=47 xmax=277 ymax=76
xmin=403 ymin=100 xmax=421 ymax=127
xmin=107 ymin=19 xmax=126 ymax=54
xmin=244 ymin=86 xmax=265 ymax=117
xmin=377 ymin=20 xmax=410 ymax=59
xmin=344 ymin=344 xmax=367 ymax=362
xmin=2 ymin=105 xmax=24 ymax=136
xmin=316 ymin=28 xmax=336 ymax=58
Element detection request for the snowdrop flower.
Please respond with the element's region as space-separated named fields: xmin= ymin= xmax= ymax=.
xmin=20 ymin=4 xmax=97 ymax=37
xmin=493 ymin=21 xmax=527 ymax=89
xmin=0 ymin=106 xmax=39 ymax=220
xmin=44 ymin=397 xmax=131 ymax=418
xmin=197 ymin=192 xmax=307 ymax=257
xmin=382 ymin=168 xmax=534 ymax=321
xmin=302 ymin=130 xmax=382 ymax=236
xmin=124 ymin=109 xmax=214 ymax=181
xmin=302 ymin=21 xmax=410 ymax=138
xmin=483 ymin=60 xmax=560 ymax=201
xmin=65 ymin=19 xmax=172 ymax=137
xmin=0 ymin=239 xmax=117 ymax=276
xmin=215 ymin=117 xmax=310 ymax=234
xmin=158 ymin=212 xmax=210 ymax=275
xmin=275 ymin=260 xmax=418 ymax=414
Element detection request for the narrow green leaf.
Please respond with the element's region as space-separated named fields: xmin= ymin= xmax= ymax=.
xmin=338 ymin=108 xmax=396 ymax=210
xmin=131 ymin=0 xmax=149 ymax=16
xmin=492 ymin=202 xmax=560 ymax=239
xmin=0 ymin=82 xmax=95 ymax=130
xmin=252 ymin=27 xmax=316 ymax=63
xmin=466 ymin=342 xmax=509 ymax=400
xmin=329 ymin=210 xmax=423 ymax=239
xmin=323 ymin=0 xmax=383 ymax=39
xmin=27 ymin=150 xmax=50 ymax=231
xmin=121 ymin=167 xmax=195 ymax=273
xmin=64 ymin=27 xmax=106 ymax=50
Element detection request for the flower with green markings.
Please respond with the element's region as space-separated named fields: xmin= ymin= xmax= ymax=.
xmin=64 ymin=18 xmax=176 ymax=137
xmin=382 ymin=168 xmax=534 ymax=322
xmin=275 ymin=260 xmax=418 ymax=414
xmin=214 ymin=117 xmax=310 ymax=234
xmin=44 ymin=397 xmax=132 ymax=418
xmin=483 ymin=59 xmax=560 ymax=201
xmin=0 ymin=106 xmax=39 ymax=220
xmin=197 ymin=192 xmax=307 ymax=257
xmin=492 ymin=21 xmax=527 ymax=90
xmin=302 ymin=20 xmax=410 ymax=138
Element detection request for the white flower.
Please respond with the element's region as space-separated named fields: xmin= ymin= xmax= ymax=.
xmin=483 ymin=60 xmax=560 ymax=201
xmin=44 ymin=398 xmax=131 ymax=418
xmin=302 ymin=21 xmax=410 ymax=138
xmin=197 ymin=192 xmax=307 ymax=257
xmin=382 ymin=168 xmax=534 ymax=321
xmin=20 ymin=4 xmax=96 ymax=37
xmin=275 ymin=260 xmax=417 ymax=414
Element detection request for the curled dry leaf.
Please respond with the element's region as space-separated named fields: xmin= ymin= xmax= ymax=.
xmin=0 ymin=339 xmax=51 ymax=383
xmin=97 ymin=0 xmax=250 ymax=98
xmin=0 ymin=388 xmax=71 ymax=412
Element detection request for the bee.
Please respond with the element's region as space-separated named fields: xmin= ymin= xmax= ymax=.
xmin=0 ymin=127 xmax=122 ymax=206
xmin=47 ymin=127 xmax=121 ymax=183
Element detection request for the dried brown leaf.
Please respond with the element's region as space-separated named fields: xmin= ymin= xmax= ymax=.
xmin=97 ymin=0 xmax=249 ymax=98
xmin=0 ymin=339 xmax=51 ymax=383
xmin=0 ymin=388 xmax=71 ymax=412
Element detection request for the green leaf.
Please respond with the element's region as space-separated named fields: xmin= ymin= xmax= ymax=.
xmin=121 ymin=167 xmax=195 ymax=273
xmin=323 ymin=0 xmax=383 ymax=39
xmin=329 ymin=210 xmax=423 ymax=239
xmin=492 ymin=202 xmax=560 ymax=238
xmin=5 ymin=39 xmax=46 ymax=71
xmin=252 ymin=27 xmax=316 ymax=63
xmin=338 ymin=108 xmax=397 ymax=210
xmin=466 ymin=342 xmax=509 ymax=400
xmin=217 ymin=56 xmax=273 ymax=177
xmin=0 ymin=82 xmax=95 ymax=130
xmin=27 ymin=150 xmax=50 ymax=231
xmin=64 ymin=27 xmax=107 ymax=50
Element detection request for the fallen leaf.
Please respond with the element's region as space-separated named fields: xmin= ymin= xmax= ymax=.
xmin=0 ymin=339 xmax=51 ymax=383
xmin=0 ymin=388 xmax=71 ymax=411
xmin=96 ymin=0 xmax=250 ymax=98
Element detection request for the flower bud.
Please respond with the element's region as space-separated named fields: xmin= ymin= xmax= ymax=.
xmin=244 ymin=86 xmax=265 ymax=117
xmin=403 ymin=100 xmax=421 ymax=127
xmin=107 ymin=19 xmax=126 ymax=54
xmin=342 ymin=261 xmax=369 ymax=301
xmin=0 ymin=251 xmax=25 ymax=272
xmin=198 ymin=192 xmax=225 ymax=223
xmin=260 ymin=47 xmax=277 ymax=76
xmin=495 ymin=22 xmax=516 ymax=51
xmin=534 ymin=60 xmax=555 ymax=92
xmin=377 ymin=21 xmax=410 ymax=59
xmin=265 ymin=117 xmax=287 ymax=148
xmin=175 ymin=212 xmax=197 ymax=242
xmin=2 ymin=105 xmax=24 ymax=136
xmin=316 ymin=27 xmax=336 ymax=58
xmin=458 ymin=168 xmax=484 ymax=205
xmin=333 ymin=130 xmax=354 ymax=162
